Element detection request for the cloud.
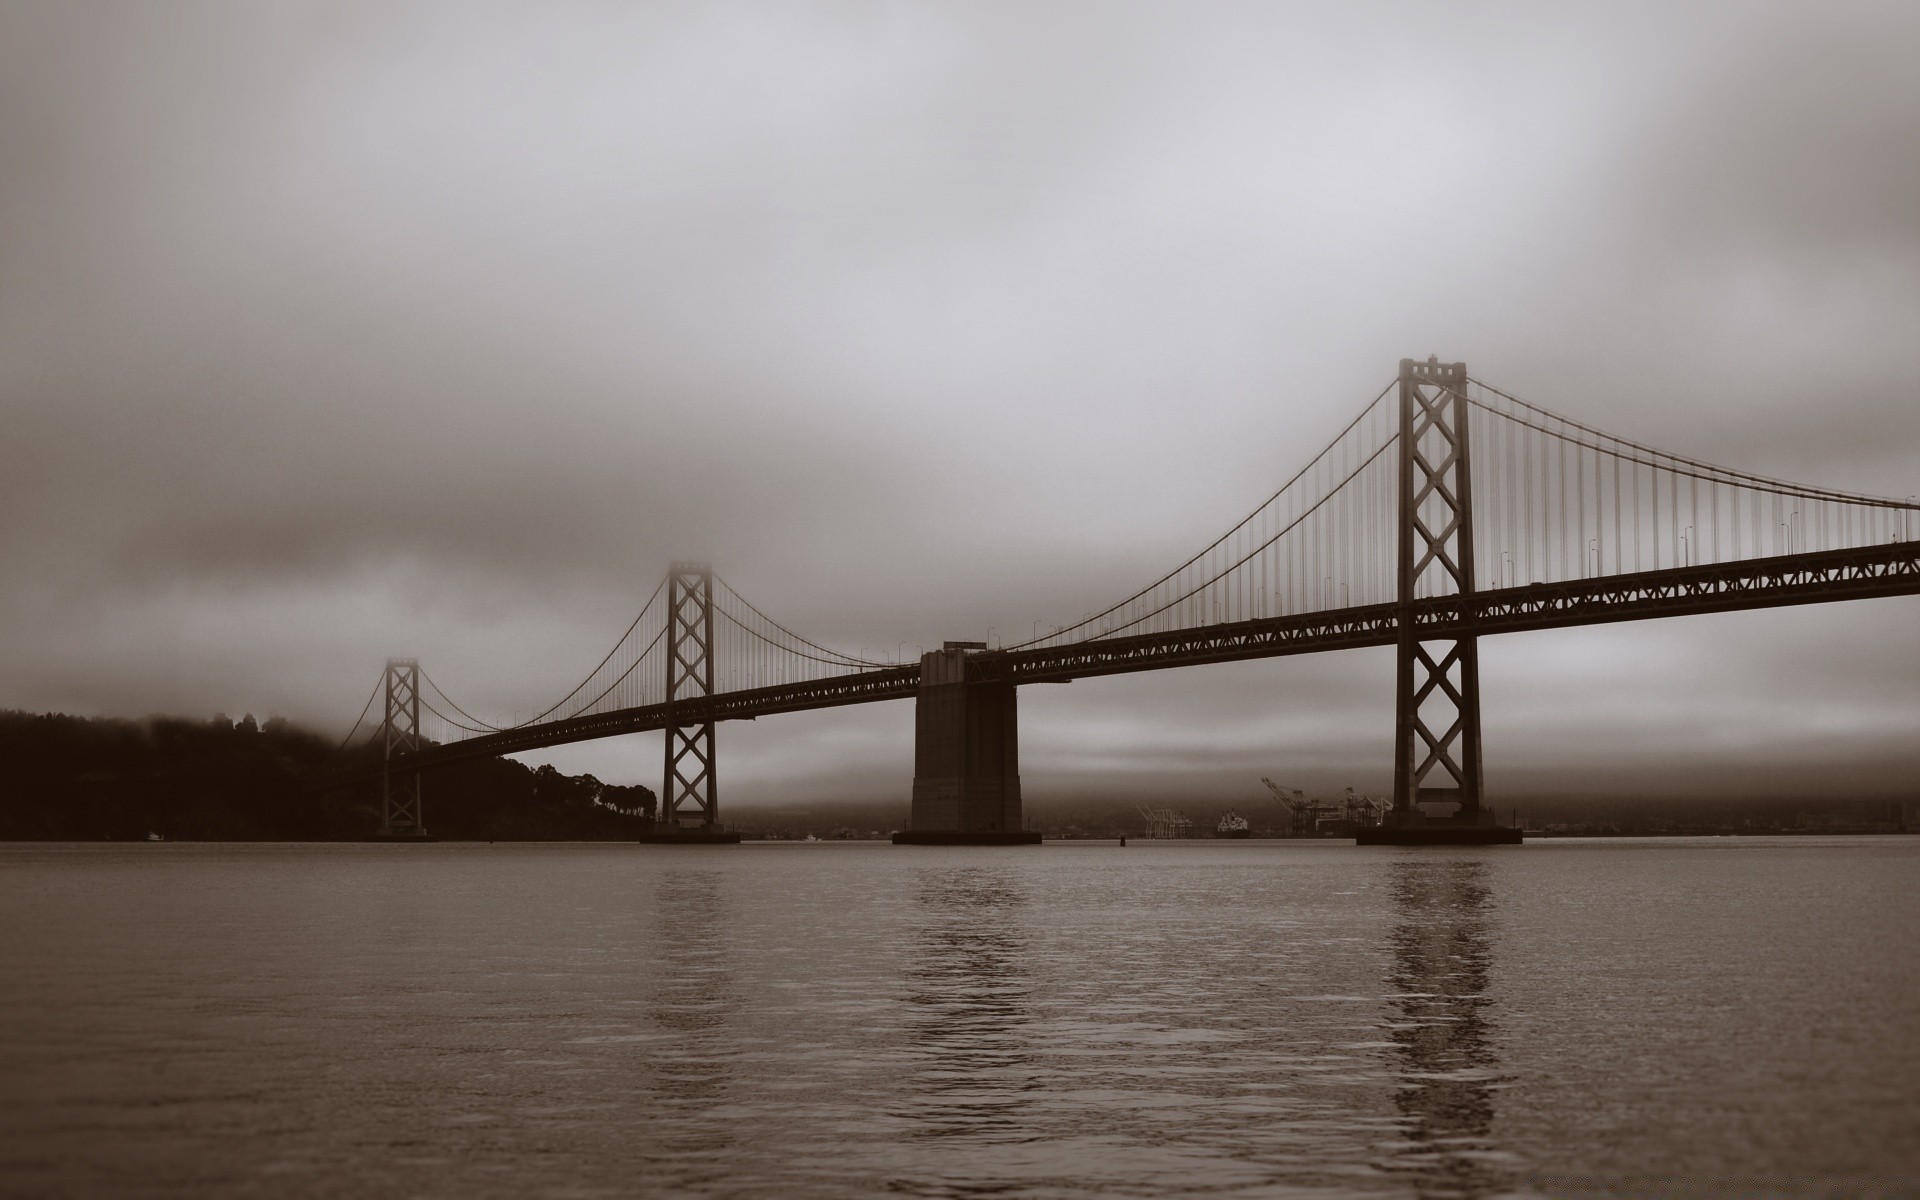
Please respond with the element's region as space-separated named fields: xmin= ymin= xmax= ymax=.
xmin=2 ymin=1 xmax=1917 ymax=799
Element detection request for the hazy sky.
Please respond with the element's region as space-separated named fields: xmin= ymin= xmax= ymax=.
xmin=4 ymin=1 xmax=1918 ymax=805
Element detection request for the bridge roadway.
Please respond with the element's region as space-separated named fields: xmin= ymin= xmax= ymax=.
xmin=376 ymin=541 xmax=1920 ymax=777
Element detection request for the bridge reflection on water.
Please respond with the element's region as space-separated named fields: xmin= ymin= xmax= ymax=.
xmin=843 ymin=853 xmax=1522 ymax=1197
xmin=16 ymin=842 xmax=1911 ymax=1195
xmin=902 ymin=868 xmax=1036 ymax=1145
xmin=640 ymin=869 xmax=741 ymax=1180
xmin=1382 ymin=860 xmax=1511 ymax=1197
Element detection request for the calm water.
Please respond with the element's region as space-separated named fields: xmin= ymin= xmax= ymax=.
xmin=1 ymin=838 xmax=1916 ymax=1198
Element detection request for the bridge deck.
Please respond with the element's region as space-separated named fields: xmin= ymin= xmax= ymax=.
xmin=359 ymin=542 xmax=1919 ymax=779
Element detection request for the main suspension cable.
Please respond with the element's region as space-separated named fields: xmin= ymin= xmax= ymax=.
xmin=420 ymin=670 xmax=503 ymax=732
xmin=418 ymin=694 xmax=496 ymax=736
xmin=516 ymin=575 xmax=670 ymax=726
xmin=1005 ymin=380 xmax=1396 ymax=650
xmin=715 ymin=604 xmax=897 ymax=670
xmin=715 ymin=577 xmax=896 ymax=666
xmin=335 ymin=678 xmax=383 ymax=752
xmin=555 ymin=622 xmax=670 ymax=719
xmin=1083 ymin=433 xmax=1398 ymax=642
xmin=1469 ymin=377 xmax=1918 ymax=510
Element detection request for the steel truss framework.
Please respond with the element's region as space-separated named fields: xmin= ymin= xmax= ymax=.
xmin=1422 ymin=541 xmax=1920 ymax=635
xmin=1394 ymin=358 xmax=1483 ymax=817
xmin=662 ymin=563 xmax=719 ymax=828
xmin=998 ymin=543 xmax=1920 ymax=680
xmin=343 ymin=543 xmax=1920 ymax=786
xmin=380 ymin=659 xmax=425 ymax=835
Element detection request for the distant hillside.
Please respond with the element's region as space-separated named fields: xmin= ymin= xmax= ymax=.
xmin=0 ymin=711 xmax=655 ymax=841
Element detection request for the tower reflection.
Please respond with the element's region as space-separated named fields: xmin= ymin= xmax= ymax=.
xmin=900 ymin=866 xmax=1035 ymax=1144
xmin=1382 ymin=858 xmax=1511 ymax=1198
xmin=643 ymin=868 xmax=738 ymax=1155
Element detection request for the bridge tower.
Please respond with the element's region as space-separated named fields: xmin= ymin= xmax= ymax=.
xmin=1374 ymin=357 xmax=1512 ymax=843
xmin=894 ymin=642 xmax=1038 ymax=845
xmin=659 ymin=562 xmax=725 ymax=835
xmin=378 ymin=658 xmax=428 ymax=839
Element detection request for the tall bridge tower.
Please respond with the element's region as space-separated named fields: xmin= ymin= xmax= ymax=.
xmin=377 ymin=658 xmax=429 ymax=840
xmin=660 ymin=562 xmax=722 ymax=832
xmin=1374 ymin=357 xmax=1509 ymax=843
xmin=1395 ymin=357 xmax=1483 ymax=814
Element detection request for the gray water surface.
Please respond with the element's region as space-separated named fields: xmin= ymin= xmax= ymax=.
xmin=1 ymin=838 xmax=1915 ymax=1198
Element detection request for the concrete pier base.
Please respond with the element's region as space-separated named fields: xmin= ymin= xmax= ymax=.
xmin=1356 ymin=825 xmax=1522 ymax=845
xmin=637 ymin=826 xmax=742 ymax=845
xmin=892 ymin=830 xmax=1041 ymax=846
xmin=1357 ymin=811 xmax=1522 ymax=845
xmin=899 ymin=643 xmax=1034 ymax=845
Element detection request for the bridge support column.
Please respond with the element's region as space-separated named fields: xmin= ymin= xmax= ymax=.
xmin=648 ymin=563 xmax=740 ymax=843
xmin=376 ymin=658 xmax=430 ymax=840
xmin=1365 ymin=357 xmax=1518 ymax=846
xmin=895 ymin=642 xmax=1038 ymax=845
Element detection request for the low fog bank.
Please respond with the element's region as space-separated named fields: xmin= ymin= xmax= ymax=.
xmin=728 ymin=792 xmax=1916 ymax=839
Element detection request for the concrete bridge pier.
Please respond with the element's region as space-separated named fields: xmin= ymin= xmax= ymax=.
xmin=893 ymin=642 xmax=1040 ymax=845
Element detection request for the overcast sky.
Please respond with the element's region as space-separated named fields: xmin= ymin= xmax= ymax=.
xmin=3 ymin=1 xmax=1918 ymax=806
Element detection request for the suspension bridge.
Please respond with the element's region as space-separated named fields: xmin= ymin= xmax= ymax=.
xmin=337 ymin=358 xmax=1920 ymax=844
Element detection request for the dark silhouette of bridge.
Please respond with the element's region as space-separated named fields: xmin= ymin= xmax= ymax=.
xmin=339 ymin=360 xmax=1920 ymax=843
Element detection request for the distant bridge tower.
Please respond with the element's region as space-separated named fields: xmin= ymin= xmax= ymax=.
xmin=661 ymin=563 xmax=720 ymax=830
xmin=1390 ymin=357 xmax=1487 ymax=826
xmin=379 ymin=658 xmax=427 ymax=838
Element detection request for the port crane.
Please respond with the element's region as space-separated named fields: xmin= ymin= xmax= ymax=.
xmin=1259 ymin=779 xmax=1387 ymax=836
xmin=1135 ymin=805 xmax=1192 ymax=839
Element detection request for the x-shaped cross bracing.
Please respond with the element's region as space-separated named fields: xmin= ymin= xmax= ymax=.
xmin=1395 ymin=360 xmax=1483 ymax=816
xmin=663 ymin=565 xmax=719 ymax=827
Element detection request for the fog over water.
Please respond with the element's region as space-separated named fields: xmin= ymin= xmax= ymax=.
xmin=2 ymin=3 xmax=1918 ymax=802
